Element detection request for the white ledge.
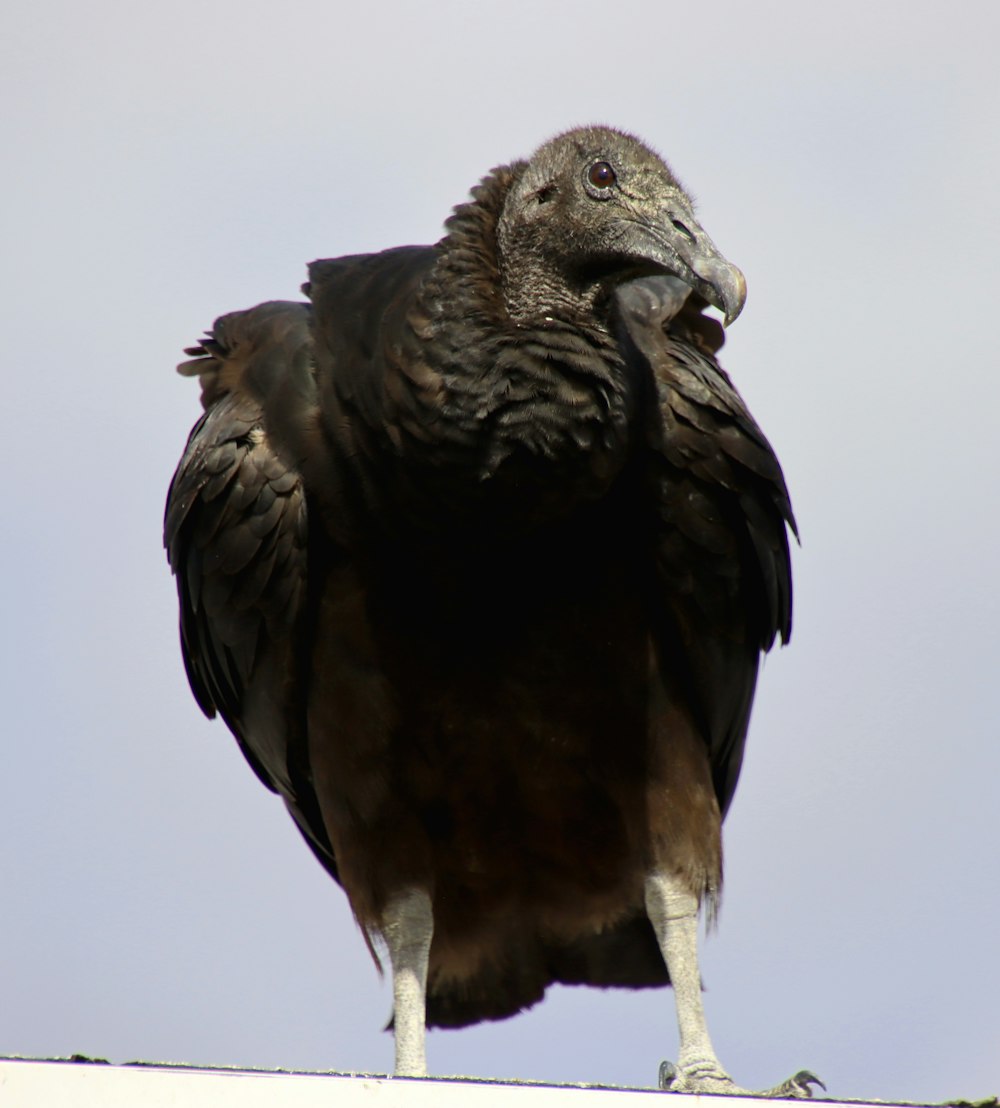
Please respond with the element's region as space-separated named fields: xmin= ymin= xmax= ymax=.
xmin=0 ymin=1058 xmax=950 ymax=1108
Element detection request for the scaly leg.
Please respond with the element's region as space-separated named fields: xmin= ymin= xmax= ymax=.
xmin=382 ymin=888 xmax=434 ymax=1077
xmin=645 ymin=873 xmax=822 ymax=1097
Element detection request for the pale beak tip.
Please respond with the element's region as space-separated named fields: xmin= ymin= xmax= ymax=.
xmin=723 ymin=267 xmax=747 ymax=327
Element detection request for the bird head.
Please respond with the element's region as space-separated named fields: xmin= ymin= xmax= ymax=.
xmin=496 ymin=126 xmax=745 ymax=326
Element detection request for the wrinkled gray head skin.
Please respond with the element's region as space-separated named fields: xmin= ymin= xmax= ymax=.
xmin=497 ymin=126 xmax=745 ymax=325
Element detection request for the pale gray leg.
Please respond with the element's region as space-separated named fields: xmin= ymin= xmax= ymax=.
xmin=383 ymin=888 xmax=434 ymax=1078
xmin=645 ymin=873 xmax=822 ymax=1097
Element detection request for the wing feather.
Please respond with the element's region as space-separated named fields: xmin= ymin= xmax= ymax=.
xmin=164 ymin=304 xmax=315 ymax=800
xmin=166 ymin=302 xmax=345 ymax=885
xmin=616 ymin=277 xmax=796 ymax=815
xmin=166 ymin=392 xmax=308 ymax=787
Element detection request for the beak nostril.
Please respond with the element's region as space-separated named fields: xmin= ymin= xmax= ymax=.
xmin=671 ymin=217 xmax=695 ymax=242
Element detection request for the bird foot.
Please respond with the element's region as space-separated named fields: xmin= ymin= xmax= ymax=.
xmin=659 ymin=1060 xmax=825 ymax=1098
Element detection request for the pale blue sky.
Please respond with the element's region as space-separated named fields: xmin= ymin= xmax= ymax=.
xmin=2 ymin=0 xmax=998 ymax=1100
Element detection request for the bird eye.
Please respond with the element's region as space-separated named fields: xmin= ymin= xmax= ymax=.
xmin=587 ymin=161 xmax=616 ymax=189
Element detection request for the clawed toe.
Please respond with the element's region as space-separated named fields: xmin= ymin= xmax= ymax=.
xmin=659 ymin=1059 xmax=825 ymax=1098
xmin=658 ymin=1061 xmax=679 ymax=1090
xmin=768 ymin=1071 xmax=826 ymax=1098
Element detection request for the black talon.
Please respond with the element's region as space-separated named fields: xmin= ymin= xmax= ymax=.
xmin=782 ymin=1070 xmax=826 ymax=1098
xmin=658 ymin=1061 xmax=678 ymax=1091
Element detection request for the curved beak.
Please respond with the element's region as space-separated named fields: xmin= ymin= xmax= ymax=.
xmin=624 ymin=206 xmax=747 ymax=326
xmin=684 ymin=247 xmax=747 ymax=327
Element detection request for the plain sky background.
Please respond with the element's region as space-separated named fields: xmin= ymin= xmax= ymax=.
xmin=2 ymin=0 xmax=998 ymax=1101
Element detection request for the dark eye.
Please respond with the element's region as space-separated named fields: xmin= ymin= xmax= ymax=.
xmin=588 ymin=161 xmax=616 ymax=189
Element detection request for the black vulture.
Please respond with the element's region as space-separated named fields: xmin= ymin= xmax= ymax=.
xmin=165 ymin=126 xmax=816 ymax=1095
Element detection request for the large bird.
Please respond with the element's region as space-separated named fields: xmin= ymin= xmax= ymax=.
xmin=165 ymin=126 xmax=814 ymax=1095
